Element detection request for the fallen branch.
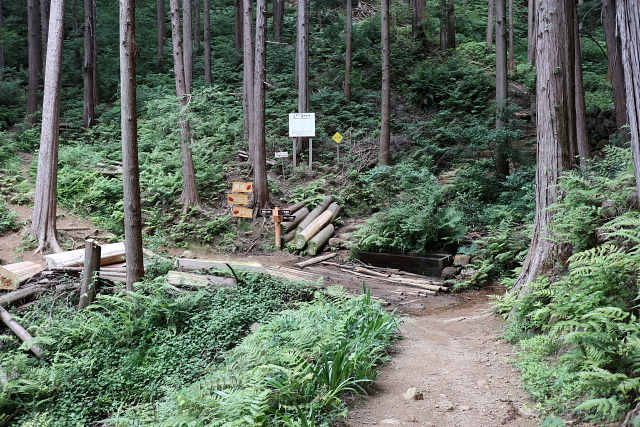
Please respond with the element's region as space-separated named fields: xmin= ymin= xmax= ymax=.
xmin=0 ymin=305 xmax=46 ymax=359
xmin=294 ymin=253 xmax=338 ymax=268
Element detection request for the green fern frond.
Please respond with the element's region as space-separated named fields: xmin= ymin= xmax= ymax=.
xmin=575 ymin=396 xmax=626 ymax=422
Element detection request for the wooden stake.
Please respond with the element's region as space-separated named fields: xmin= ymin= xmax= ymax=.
xmin=274 ymin=207 xmax=283 ymax=250
xmin=78 ymin=239 xmax=101 ymax=310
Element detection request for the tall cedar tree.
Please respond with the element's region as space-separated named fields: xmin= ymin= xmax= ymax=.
xmin=204 ymin=0 xmax=212 ymax=85
xmin=32 ymin=0 xmax=65 ymax=253
xmin=380 ymin=0 xmax=391 ymax=165
xmin=242 ymin=0 xmax=254 ymax=158
xmin=296 ymin=0 xmax=310 ymax=157
xmin=495 ymin=0 xmax=509 ymax=176
xmin=83 ymin=0 xmax=98 ymax=128
xmin=27 ymin=0 xmax=40 ymax=122
xmin=345 ymin=0 xmax=353 ymax=103
xmin=602 ymin=0 xmax=628 ymax=133
xmin=120 ymin=0 xmax=144 ymax=290
xmin=157 ymin=0 xmax=166 ymax=72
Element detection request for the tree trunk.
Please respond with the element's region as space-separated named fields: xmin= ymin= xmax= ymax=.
xmin=495 ymin=0 xmax=509 ymax=177
xmin=602 ymin=0 xmax=628 ymax=132
xmin=345 ymin=0 xmax=353 ymax=103
xmin=157 ymin=0 xmax=166 ymax=72
xmin=32 ymin=0 xmax=65 ymax=254
xmin=120 ymin=0 xmax=144 ymax=291
xmin=527 ymin=0 xmax=536 ymax=64
xmin=486 ymin=0 xmax=494 ymax=54
xmin=27 ymin=0 xmax=41 ymax=123
xmin=0 ymin=0 xmax=3 ymax=81
xmin=243 ymin=0 xmax=254 ymax=158
xmin=41 ymin=0 xmax=50 ymax=69
xmin=170 ymin=0 xmax=202 ymax=211
xmin=616 ymin=0 xmax=640 ymax=196
xmin=295 ymin=0 xmax=310 ymax=157
xmin=182 ymin=0 xmax=193 ymax=93
xmin=204 ymin=0 xmax=211 ymax=85
xmin=235 ymin=0 xmax=243 ymax=55
xmin=273 ymin=0 xmax=285 ymax=42
xmin=83 ymin=0 xmax=97 ymax=128
xmin=253 ymin=0 xmax=271 ymax=210
xmin=512 ymin=0 xmax=579 ymax=295
xmin=447 ymin=0 xmax=456 ymax=50
xmin=574 ymin=11 xmax=590 ymax=165
xmin=508 ymin=0 xmax=515 ymax=70
xmin=412 ymin=0 xmax=427 ymax=38
xmin=0 ymin=306 xmax=46 ymax=359
xmin=306 ymin=223 xmax=335 ymax=255
xmin=380 ymin=0 xmax=391 ymax=165
xmin=78 ymin=239 xmax=100 ymax=309
xmin=194 ymin=0 xmax=201 ymax=55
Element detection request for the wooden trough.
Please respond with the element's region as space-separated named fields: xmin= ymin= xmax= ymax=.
xmin=356 ymin=252 xmax=452 ymax=277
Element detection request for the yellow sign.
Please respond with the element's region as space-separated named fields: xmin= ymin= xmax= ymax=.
xmin=332 ymin=132 xmax=344 ymax=144
xmin=232 ymin=206 xmax=254 ymax=218
xmin=231 ymin=182 xmax=254 ymax=193
xmin=227 ymin=193 xmax=249 ymax=205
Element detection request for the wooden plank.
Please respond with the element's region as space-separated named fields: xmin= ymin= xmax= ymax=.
xmin=0 ymin=262 xmax=45 ymax=290
xmin=176 ymin=259 xmax=267 ymax=274
xmin=44 ymin=242 xmax=126 ymax=269
xmin=166 ymin=271 xmax=238 ymax=288
xmin=232 ymin=206 xmax=254 ymax=218
xmin=231 ymin=182 xmax=254 ymax=192
xmin=294 ymin=253 xmax=338 ymax=268
xmin=227 ymin=193 xmax=250 ymax=205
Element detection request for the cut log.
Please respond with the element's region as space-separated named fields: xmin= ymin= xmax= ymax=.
xmin=78 ymin=239 xmax=101 ymax=310
xmin=0 ymin=305 xmax=46 ymax=359
xmin=294 ymin=205 xmax=339 ymax=249
xmin=166 ymin=271 xmax=237 ymax=288
xmin=305 ymin=224 xmax=335 ymax=256
xmin=0 ymin=262 xmax=45 ymax=290
xmin=282 ymin=206 xmax=309 ymax=232
xmin=294 ymin=252 xmax=337 ymax=268
xmin=295 ymin=195 xmax=334 ymax=234
xmin=287 ymin=200 xmax=307 ymax=214
xmin=176 ymin=259 xmax=267 ymax=274
xmin=44 ymin=242 xmax=126 ymax=268
xmin=327 ymin=202 xmax=342 ymax=222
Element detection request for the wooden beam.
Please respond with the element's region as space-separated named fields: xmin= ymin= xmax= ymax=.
xmin=0 ymin=262 xmax=45 ymax=290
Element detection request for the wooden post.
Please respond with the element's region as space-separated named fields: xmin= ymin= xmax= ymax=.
xmin=78 ymin=239 xmax=101 ymax=310
xmin=309 ymin=138 xmax=313 ymax=171
xmin=0 ymin=305 xmax=46 ymax=359
xmin=273 ymin=207 xmax=283 ymax=250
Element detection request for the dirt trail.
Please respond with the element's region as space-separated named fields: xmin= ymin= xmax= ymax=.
xmin=346 ymin=299 xmax=538 ymax=427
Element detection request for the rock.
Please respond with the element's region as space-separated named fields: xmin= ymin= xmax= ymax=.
xmin=453 ymin=254 xmax=471 ymax=267
xmin=441 ymin=266 xmax=458 ymax=280
xmin=442 ymin=400 xmax=455 ymax=411
xmin=381 ymin=419 xmax=401 ymax=424
xmin=460 ymin=405 xmax=471 ymax=411
xmin=181 ymin=250 xmax=195 ymax=259
xmin=403 ymin=387 xmax=424 ymax=400
xmin=458 ymin=266 xmax=478 ymax=281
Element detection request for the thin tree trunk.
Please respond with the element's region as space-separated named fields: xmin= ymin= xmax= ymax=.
xmin=512 ymin=0 xmax=579 ymax=295
xmin=0 ymin=0 xmax=4 ymax=81
xmin=616 ymin=0 xmax=640 ymax=196
xmin=83 ymin=0 xmax=97 ymax=128
xmin=204 ymin=0 xmax=211 ymax=85
xmin=296 ymin=0 xmax=310 ymax=156
xmin=527 ymin=0 xmax=536 ymax=64
xmin=32 ymin=0 xmax=65 ymax=254
xmin=273 ymin=0 xmax=285 ymax=42
xmin=447 ymin=0 xmax=456 ymax=50
xmin=27 ymin=0 xmax=40 ymax=122
xmin=41 ymin=0 xmax=50 ymax=68
xmin=495 ymin=0 xmax=509 ymax=177
xmin=486 ymin=0 xmax=494 ymax=54
xmin=243 ymin=0 xmax=254 ymax=158
xmin=253 ymin=0 xmax=271 ymax=209
xmin=412 ymin=0 xmax=426 ymax=38
xmin=78 ymin=239 xmax=100 ymax=309
xmin=157 ymin=0 xmax=166 ymax=72
xmin=182 ymin=0 xmax=193 ymax=93
xmin=120 ymin=0 xmax=144 ymax=291
xmin=602 ymin=0 xmax=628 ymax=132
xmin=380 ymin=0 xmax=391 ymax=165
xmin=508 ymin=0 xmax=515 ymax=70
xmin=345 ymin=0 xmax=353 ymax=103
xmin=235 ymin=0 xmax=243 ymax=55
xmin=574 ymin=11 xmax=590 ymax=164
xmin=194 ymin=0 xmax=201 ymax=55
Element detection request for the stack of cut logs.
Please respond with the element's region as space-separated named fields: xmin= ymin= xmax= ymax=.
xmin=284 ymin=195 xmax=341 ymax=256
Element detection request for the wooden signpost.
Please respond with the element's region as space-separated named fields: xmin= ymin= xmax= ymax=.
xmin=229 ymin=182 xmax=254 ymax=219
xmin=260 ymin=207 xmax=295 ymax=250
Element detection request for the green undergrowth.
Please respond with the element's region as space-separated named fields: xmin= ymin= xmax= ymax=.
xmin=0 ymin=273 xmax=316 ymax=426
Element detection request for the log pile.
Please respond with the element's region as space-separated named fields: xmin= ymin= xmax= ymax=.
xmin=284 ymin=195 xmax=342 ymax=256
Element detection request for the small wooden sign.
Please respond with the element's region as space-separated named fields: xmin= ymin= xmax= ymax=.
xmin=260 ymin=209 xmax=273 ymax=216
xmin=282 ymin=215 xmax=296 ymax=222
xmin=232 ymin=206 xmax=254 ymax=218
xmin=231 ymin=182 xmax=253 ymax=193
xmin=227 ymin=193 xmax=249 ymax=205
xmin=275 ymin=152 xmax=288 ymax=158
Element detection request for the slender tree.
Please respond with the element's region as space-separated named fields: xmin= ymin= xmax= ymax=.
xmin=345 ymin=0 xmax=353 ymax=103
xmin=380 ymin=0 xmax=391 ymax=165
xmin=296 ymin=0 xmax=310 ymax=157
xmin=235 ymin=0 xmax=242 ymax=55
xmin=412 ymin=0 xmax=427 ymax=38
xmin=41 ymin=0 xmax=50 ymax=67
xmin=486 ymin=0 xmax=494 ymax=54
xmin=495 ymin=0 xmax=509 ymax=176
xmin=32 ymin=0 xmax=66 ymax=254
xmin=602 ymin=0 xmax=628 ymax=132
xmin=182 ymin=0 xmax=193 ymax=92
xmin=273 ymin=0 xmax=285 ymax=42
xmin=83 ymin=0 xmax=98 ymax=128
xmin=527 ymin=0 xmax=536 ymax=64
xmin=170 ymin=0 xmax=202 ymax=211
xmin=440 ymin=0 xmax=455 ymax=51
xmin=204 ymin=0 xmax=212 ymax=85
xmin=157 ymin=0 xmax=166 ymax=72
xmin=120 ymin=0 xmax=144 ymax=290
xmin=511 ymin=0 xmax=580 ymax=294
xmin=242 ymin=0 xmax=254 ymax=157
xmin=616 ymin=0 xmax=640 ymax=196
xmin=574 ymin=10 xmax=589 ymax=164
xmin=194 ymin=0 xmax=201 ymax=55
xmin=0 ymin=0 xmax=4 ymax=81
xmin=508 ymin=0 xmax=515 ymax=70
xmin=253 ymin=0 xmax=271 ymax=209
xmin=27 ymin=0 xmax=41 ymax=122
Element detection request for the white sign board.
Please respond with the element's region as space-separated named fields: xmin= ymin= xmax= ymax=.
xmin=288 ymin=113 xmax=316 ymax=137
xmin=275 ymin=151 xmax=288 ymax=158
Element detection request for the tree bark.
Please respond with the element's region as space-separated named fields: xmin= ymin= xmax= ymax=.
xmin=120 ymin=0 xmax=145 ymax=290
xmin=0 ymin=0 xmax=4 ymax=81
xmin=495 ymin=0 xmax=509 ymax=177
xmin=32 ymin=0 xmax=65 ymax=254
xmin=345 ymin=0 xmax=353 ymax=103
xmin=306 ymin=224 xmax=335 ymax=255
xmin=27 ymin=0 xmax=41 ymax=123
xmin=440 ymin=0 xmax=455 ymax=51
xmin=83 ymin=0 xmax=98 ymax=128
xmin=41 ymin=0 xmax=50 ymax=69
xmin=380 ymin=0 xmax=391 ymax=165
xmin=235 ymin=0 xmax=243 ymax=55
xmin=295 ymin=0 xmax=310 ymax=157
xmin=512 ymin=0 xmax=579 ymax=295
xmin=602 ymin=0 xmax=628 ymax=132
xmin=204 ymin=0 xmax=211 ymax=85
xmin=616 ymin=0 xmax=640 ymax=196
xmin=157 ymin=0 xmax=166 ymax=72
xmin=508 ymin=0 xmax=515 ymax=70
xmin=243 ymin=0 xmax=254 ymax=157
xmin=194 ymin=0 xmax=201 ymax=55
xmin=182 ymin=0 xmax=193 ymax=93
xmin=574 ymin=11 xmax=590 ymax=165
xmin=412 ymin=0 xmax=427 ymax=38
xmin=273 ymin=0 xmax=285 ymax=42
xmin=78 ymin=239 xmax=100 ymax=309
xmin=486 ymin=0 xmax=494 ymax=54
xmin=527 ymin=0 xmax=536 ymax=64
xmin=253 ymin=0 xmax=271 ymax=209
